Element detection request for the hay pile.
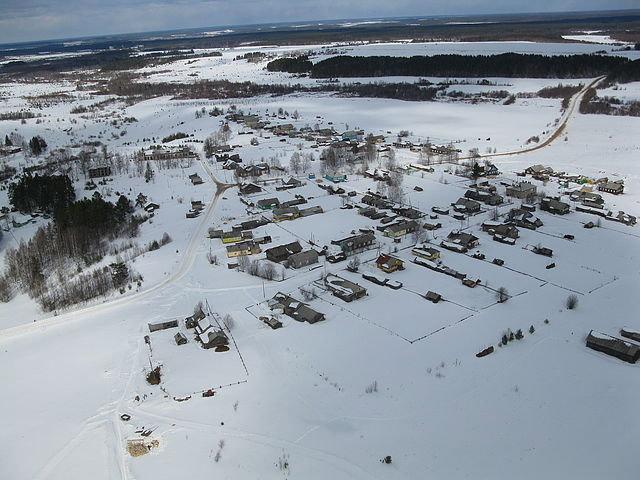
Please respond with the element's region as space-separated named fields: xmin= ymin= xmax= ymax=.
xmin=127 ymin=439 xmax=159 ymax=457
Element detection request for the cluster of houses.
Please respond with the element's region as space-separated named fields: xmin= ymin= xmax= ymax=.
xmin=236 ymin=163 xmax=271 ymax=178
xmin=186 ymin=200 xmax=205 ymax=218
xmin=146 ymin=307 xmax=229 ymax=350
xmin=412 ymin=243 xmax=480 ymax=289
xmin=265 ymin=241 xmax=319 ymax=269
xmin=569 ymin=187 xmax=636 ymax=226
xmin=540 ymin=197 xmax=570 ymax=215
xmin=268 ymin=292 xmax=325 ymax=323
xmin=217 ymin=153 xmax=243 ymax=171
xmin=323 ymin=274 xmax=368 ymax=302
xmin=440 ymin=231 xmax=480 ymax=253
xmin=138 ymin=146 xmax=198 ymax=161
xmin=359 ymin=193 xmax=424 ymax=235
xmin=522 ymin=164 xmax=625 ymax=195
xmin=506 ymin=207 xmax=543 ymax=230
xmin=481 ymin=221 xmax=519 ymax=245
xmin=188 ymin=173 xmax=203 ymax=185
xmin=185 ymin=308 xmax=229 ymax=349
xmin=246 ymin=192 xmax=323 ymax=222
xmin=464 ymin=182 xmax=504 ymax=206
xmin=576 ymin=205 xmax=637 ymax=226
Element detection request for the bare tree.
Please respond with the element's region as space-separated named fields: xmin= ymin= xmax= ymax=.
xmin=411 ymin=227 xmax=427 ymax=245
xmin=194 ymin=300 xmax=204 ymax=314
xmin=496 ymin=287 xmax=509 ymax=303
xmin=365 ymin=380 xmax=378 ymax=394
xmin=260 ymin=262 xmax=276 ymax=280
xmin=299 ymin=286 xmax=317 ymax=301
xmin=289 ymin=152 xmax=302 ymax=174
xmin=347 ymin=256 xmax=361 ymax=272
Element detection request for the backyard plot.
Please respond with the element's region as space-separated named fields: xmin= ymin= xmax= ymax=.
xmin=309 ymin=269 xmax=473 ymax=342
xmin=146 ymin=321 xmax=247 ymax=396
xmin=464 ymin=218 xmax=617 ymax=294
xmin=279 ymin=206 xmax=380 ymax=248
xmin=397 ymin=247 xmax=542 ymax=306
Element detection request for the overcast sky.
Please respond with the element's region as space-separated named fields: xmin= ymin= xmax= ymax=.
xmin=0 ymin=0 xmax=637 ymax=45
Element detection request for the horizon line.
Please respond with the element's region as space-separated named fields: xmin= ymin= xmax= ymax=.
xmin=1 ymin=8 xmax=638 ymax=49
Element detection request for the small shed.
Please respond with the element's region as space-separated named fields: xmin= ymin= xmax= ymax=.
xmin=148 ymin=320 xmax=178 ymax=332
xmin=262 ymin=317 xmax=283 ymax=329
xmin=586 ymin=330 xmax=640 ymax=364
xmin=174 ymin=332 xmax=188 ymax=345
xmin=425 ymin=291 xmax=442 ymax=303
xmin=199 ymin=330 xmax=229 ymax=350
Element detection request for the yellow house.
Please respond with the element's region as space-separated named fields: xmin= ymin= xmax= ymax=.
xmin=412 ymin=246 xmax=440 ymax=261
xmin=221 ymin=232 xmax=243 ymax=244
xmin=226 ymin=241 xmax=261 ymax=258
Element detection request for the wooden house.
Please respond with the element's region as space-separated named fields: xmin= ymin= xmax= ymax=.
xmin=265 ymin=241 xmax=302 ymax=263
xmin=376 ymin=254 xmax=405 ymax=273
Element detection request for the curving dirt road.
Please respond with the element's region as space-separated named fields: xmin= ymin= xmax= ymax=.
xmin=459 ymin=75 xmax=605 ymax=161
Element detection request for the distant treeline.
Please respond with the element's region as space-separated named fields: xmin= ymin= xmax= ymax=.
xmin=0 ymin=49 xmax=222 ymax=77
xmin=101 ymin=75 xmax=442 ymax=102
xmin=338 ymin=83 xmax=441 ymax=101
xmin=268 ymin=53 xmax=633 ymax=79
xmin=102 ymin=76 xmax=299 ymax=99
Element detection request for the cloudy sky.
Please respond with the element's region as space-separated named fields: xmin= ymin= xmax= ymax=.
xmin=0 ymin=0 xmax=636 ymax=44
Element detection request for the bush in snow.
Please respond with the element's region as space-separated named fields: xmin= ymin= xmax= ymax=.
xmin=566 ymin=294 xmax=579 ymax=310
xmin=496 ymin=286 xmax=509 ymax=303
xmin=160 ymin=232 xmax=172 ymax=246
xmin=365 ymin=380 xmax=378 ymax=394
xmin=223 ymin=314 xmax=235 ymax=331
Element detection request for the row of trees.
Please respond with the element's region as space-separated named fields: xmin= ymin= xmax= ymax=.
xmin=237 ymin=256 xmax=282 ymax=280
xmin=338 ymin=83 xmax=440 ymax=101
xmin=579 ymin=87 xmax=640 ymax=117
xmin=203 ymin=125 xmax=231 ymax=158
xmin=288 ymin=151 xmax=314 ymax=174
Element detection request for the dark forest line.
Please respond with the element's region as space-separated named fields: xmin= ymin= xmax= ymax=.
xmin=267 ymin=53 xmax=638 ymax=80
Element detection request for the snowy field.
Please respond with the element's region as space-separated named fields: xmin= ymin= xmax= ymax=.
xmin=135 ymin=40 xmax=640 ymax=87
xmin=0 ymin=38 xmax=639 ymax=480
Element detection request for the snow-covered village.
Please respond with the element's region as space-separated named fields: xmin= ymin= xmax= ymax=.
xmin=0 ymin=5 xmax=639 ymax=480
